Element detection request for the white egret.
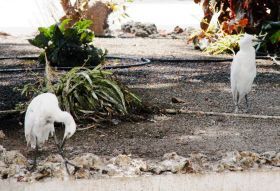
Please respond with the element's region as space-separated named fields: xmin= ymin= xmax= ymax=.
xmin=230 ymin=33 xmax=257 ymax=113
xmin=24 ymin=92 xmax=79 ymax=173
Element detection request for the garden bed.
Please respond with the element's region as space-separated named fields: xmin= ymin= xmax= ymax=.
xmin=0 ymin=36 xmax=280 ymax=181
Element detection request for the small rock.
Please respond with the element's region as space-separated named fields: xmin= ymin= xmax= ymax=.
xmin=0 ymin=131 xmax=5 ymax=139
xmin=6 ymin=164 xmax=26 ymax=177
xmin=121 ymin=21 xmax=158 ymax=37
xmin=239 ymin=157 xmax=255 ymax=168
xmin=112 ymin=155 xmax=132 ymax=167
xmin=173 ymin=26 xmax=184 ymax=34
xmin=3 ymin=151 xmax=27 ymax=166
xmin=161 ymin=152 xmax=191 ymax=173
xmin=75 ymin=168 xmax=90 ymax=179
xmin=0 ymin=145 xmax=6 ymax=153
xmin=132 ymin=159 xmax=148 ymax=173
xmin=44 ymin=154 xmax=64 ymax=163
xmin=219 ymin=151 xmax=262 ymax=171
xmin=52 ymin=166 xmax=69 ymax=179
xmin=37 ymin=161 xmax=62 ymax=173
xmin=221 ymin=151 xmax=241 ymax=164
xmin=271 ymin=153 xmax=280 ymax=167
xmin=145 ymin=23 xmax=158 ymax=34
xmin=171 ymin=34 xmax=179 ymax=39
xmin=171 ymin=97 xmax=185 ymax=103
xmin=153 ymin=114 xmax=171 ymax=121
xmin=0 ymin=146 xmax=6 ymax=160
xmin=149 ymin=34 xmax=161 ymax=39
xmin=146 ymin=162 xmax=165 ymax=174
xmin=189 ymin=153 xmax=209 ymax=172
xmin=240 ymin=151 xmax=260 ymax=168
xmin=0 ymin=32 xmax=10 ymax=36
xmin=147 ymin=153 xmax=193 ymax=174
xmin=261 ymin=151 xmax=276 ymax=161
xmin=72 ymin=153 xmax=103 ymax=170
xmin=103 ymin=164 xmax=122 ymax=176
xmin=111 ymin=119 xmax=121 ymax=125
xmin=135 ymin=29 xmax=149 ymax=37
xmin=159 ymin=30 xmax=168 ymax=37
xmin=0 ymin=161 xmax=6 ymax=168
xmin=35 ymin=169 xmax=51 ymax=181
xmin=121 ymin=22 xmax=133 ymax=33
xmin=105 ymin=155 xmax=147 ymax=176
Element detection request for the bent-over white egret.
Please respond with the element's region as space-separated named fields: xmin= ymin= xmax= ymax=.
xmin=230 ymin=33 xmax=257 ymax=113
xmin=24 ymin=92 xmax=79 ymax=173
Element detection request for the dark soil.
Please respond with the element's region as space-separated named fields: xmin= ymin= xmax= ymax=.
xmin=0 ymin=37 xmax=280 ymax=162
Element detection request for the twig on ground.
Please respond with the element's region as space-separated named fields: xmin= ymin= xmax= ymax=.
xmin=267 ymin=55 xmax=280 ymax=66
xmin=76 ymin=124 xmax=96 ymax=131
xmin=0 ymin=110 xmax=19 ymax=115
xmin=163 ymin=108 xmax=280 ymax=120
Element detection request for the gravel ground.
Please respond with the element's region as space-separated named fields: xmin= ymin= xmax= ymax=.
xmin=0 ymin=36 xmax=280 ymax=162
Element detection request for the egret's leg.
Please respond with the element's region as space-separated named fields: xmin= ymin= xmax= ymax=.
xmin=53 ymin=133 xmax=80 ymax=175
xmin=245 ymin=94 xmax=249 ymax=113
xmin=234 ymin=104 xmax=239 ymax=113
xmin=60 ymin=138 xmax=66 ymax=150
xmin=53 ymin=132 xmax=61 ymax=150
xmin=233 ymin=90 xmax=240 ymax=113
xmin=53 ymin=132 xmax=71 ymax=174
xmin=59 ymin=138 xmax=80 ymax=174
xmin=29 ymin=138 xmax=38 ymax=171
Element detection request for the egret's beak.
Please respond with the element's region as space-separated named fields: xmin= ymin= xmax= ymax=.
xmin=252 ymin=37 xmax=262 ymax=46
xmin=252 ymin=39 xmax=262 ymax=42
xmin=252 ymin=35 xmax=262 ymax=42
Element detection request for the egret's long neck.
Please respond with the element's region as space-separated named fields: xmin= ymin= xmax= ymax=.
xmin=55 ymin=111 xmax=72 ymax=124
xmin=55 ymin=111 xmax=76 ymax=137
xmin=240 ymin=42 xmax=253 ymax=51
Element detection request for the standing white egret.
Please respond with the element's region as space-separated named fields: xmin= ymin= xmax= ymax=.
xmin=24 ymin=92 xmax=78 ymax=173
xmin=230 ymin=33 xmax=257 ymax=113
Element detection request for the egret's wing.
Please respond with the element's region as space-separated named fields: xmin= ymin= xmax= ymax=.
xmin=24 ymin=105 xmax=37 ymax=146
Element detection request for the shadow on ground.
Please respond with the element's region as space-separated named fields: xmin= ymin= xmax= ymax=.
xmin=0 ymin=38 xmax=279 ymax=161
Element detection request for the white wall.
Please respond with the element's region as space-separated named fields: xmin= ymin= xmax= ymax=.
xmin=0 ymin=0 xmax=64 ymax=35
xmin=0 ymin=0 xmax=203 ymax=36
xmin=109 ymin=0 xmax=203 ymax=31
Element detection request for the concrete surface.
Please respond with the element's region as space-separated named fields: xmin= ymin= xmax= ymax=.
xmin=1 ymin=171 xmax=280 ymax=191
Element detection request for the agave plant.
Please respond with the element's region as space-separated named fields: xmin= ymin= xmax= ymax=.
xmin=55 ymin=66 xmax=141 ymax=118
xmin=18 ymin=66 xmax=141 ymax=120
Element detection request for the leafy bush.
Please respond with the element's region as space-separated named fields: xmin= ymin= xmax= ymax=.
xmin=194 ymin=0 xmax=279 ymax=34
xmin=190 ymin=0 xmax=280 ymax=54
xmin=29 ymin=19 xmax=107 ymax=67
xmin=204 ymin=34 xmax=242 ymax=55
xmin=55 ymin=67 xmax=141 ymax=118
xmin=18 ymin=67 xmax=141 ymax=120
xmin=256 ymin=21 xmax=280 ymax=54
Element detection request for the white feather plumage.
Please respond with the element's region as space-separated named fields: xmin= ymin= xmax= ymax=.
xmin=230 ymin=34 xmax=257 ymax=112
xmin=24 ymin=93 xmax=76 ymax=148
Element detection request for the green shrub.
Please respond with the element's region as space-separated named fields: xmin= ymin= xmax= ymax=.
xmin=55 ymin=67 xmax=141 ymax=118
xmin=256 ymin=21 xmax=280 ymax=54
xmin=18 ymin=67 xmax=141 ymax=120
xmin=204 ymin=34 xmax=242 ymax=55
xmin=29 ymin=19 xmax=107 ymax=67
